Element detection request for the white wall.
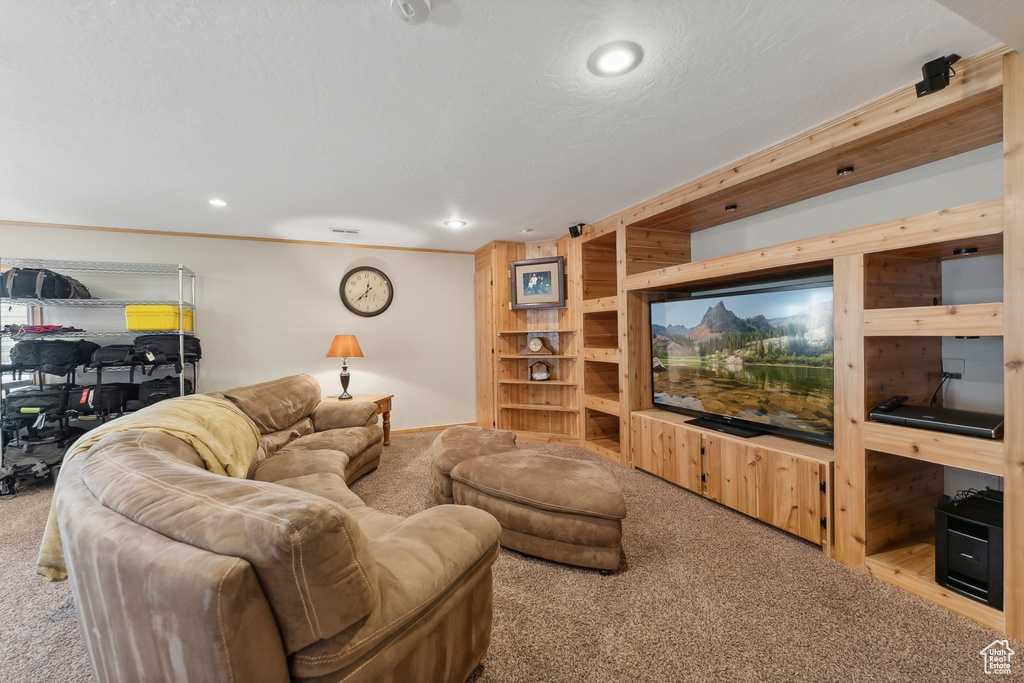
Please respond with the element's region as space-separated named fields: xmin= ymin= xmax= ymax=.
xmin=691 ymin=143 xmax=1005 ymax=496
xmin=0 ymin=224 xmax=477 ymax=431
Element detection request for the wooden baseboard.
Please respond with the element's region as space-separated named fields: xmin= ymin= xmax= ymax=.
xmin=391 ymin=422 xmax=476 ymax=436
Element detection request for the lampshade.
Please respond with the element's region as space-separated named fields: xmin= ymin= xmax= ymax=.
xmin=326 ymin=335 xmax=364 ymax=358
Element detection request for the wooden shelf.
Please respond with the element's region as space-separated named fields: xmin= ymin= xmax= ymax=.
xmin=862 ymin=302 xmax=1003 ymax=336
xmin=582 ymin=296 xmax=618 ymax=313
xmin=585 ymin=436 xmax=621 ymax=458
xmin=862 ymin=421 xmax=1004 ymax=476
xmin=497 ymin=379 xmax=577 ymax=386
xmin=513 ymin=429 xmax=579 ymax=444
xmin=584 ymin=393 xmax=620 ymax=415
xmin=866 ymin=539 xmax=1005 ymax=632
xmin=496 ymin=329 xmax=576 ymax=335
xmin=499 ymin=403 xmax=578 ymax=412
xmin=583 ymin=348 xmax=617 ymax=362
xmin=498 ymin=354 xmax=576 ymax=360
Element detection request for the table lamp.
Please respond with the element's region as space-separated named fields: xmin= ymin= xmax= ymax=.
xmin=326 ymin=335 xmax=364 ymax=399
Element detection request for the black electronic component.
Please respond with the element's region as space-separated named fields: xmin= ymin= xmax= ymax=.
xmin=875 ymin=395 xmax=908 ymax=412
xmin=936 ymin=489 xmax=1003 ymax=609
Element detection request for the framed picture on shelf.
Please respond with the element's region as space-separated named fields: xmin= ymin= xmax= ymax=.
xmin=509 ymin=256 xmax=565 ymax=310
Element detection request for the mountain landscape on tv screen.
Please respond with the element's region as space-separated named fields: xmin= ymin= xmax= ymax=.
xmin=652 ymin=298 xmax=834 ymax=437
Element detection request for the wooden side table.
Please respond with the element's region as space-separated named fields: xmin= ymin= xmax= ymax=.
xmin=332 ymin=393 xmax=393 ymax=446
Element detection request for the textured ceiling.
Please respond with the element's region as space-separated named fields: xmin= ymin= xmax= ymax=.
xmin=0 ymin=1 xmax=1000 ymax=252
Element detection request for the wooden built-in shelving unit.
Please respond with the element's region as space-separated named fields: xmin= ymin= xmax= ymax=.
xmin=474 ymin=45 xmax=1024 ymax=638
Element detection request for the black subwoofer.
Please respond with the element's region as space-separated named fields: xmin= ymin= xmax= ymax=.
xmin=935 ymin=490 xmax=1003 ymax=610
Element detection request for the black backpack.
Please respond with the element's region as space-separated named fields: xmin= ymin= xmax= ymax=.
xmin=132 ymin=334 xmax=201 ymax=375
xmin=1 ymin=268 xmax=92 ymax=299
xmin=9 ymin=340 xmax=101 ymax=377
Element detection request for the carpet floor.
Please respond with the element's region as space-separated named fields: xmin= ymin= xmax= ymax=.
xmin=0 ymin=432 xmax=1016 ymax=682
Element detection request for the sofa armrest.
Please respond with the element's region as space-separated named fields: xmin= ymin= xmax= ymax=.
xmin=370 ymin=505 xmax=501 ymax=590
xmin=288 ymin=504 xmax=502 ymax=678
xmin=311 ymin=400 xmax=378 ymax=431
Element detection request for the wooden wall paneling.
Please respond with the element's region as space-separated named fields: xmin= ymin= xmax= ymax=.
xmin=631 ymin=89 xmax=1002 ymax=234
xmin=625 ymin=227 xmax=691 ymax=276
xmin=625 ymin=290 xmax=653 ymax=414
xmin=863 ymin=337 xmax=943 ymax=411
xmin=864 ymin=450 xmax=944 ymax=556
xmin=569 ymin=229 xmax=587 ymax=448
xmin=863 ymin=254 xmax=941 ymax=309
xmin=583 ymin=311 xmax=618 ymax=349
xmin=579 ymin=216 xmax=618 ymax=241
xmin=832 ymin=254 xmax=866 ymax=569
xmin=615 ymin=220 xmax=629 ymax=465
xmin=582 ymin=233 xmax=618 ymax=301
xmin=625 ymin=200 xmax=1002 ymax=292
xmin=1002 ymin=49 xmax=1024 ymax=641
xmin=584 ymin=360 xmax=619 ymax=398
xmin=618 ymin=46 xmax=1006 ymax=230
xmin=585 ymin=410 xmax=620 ymax=446
xmin=474 ymin=251 xmax=495 ymax=427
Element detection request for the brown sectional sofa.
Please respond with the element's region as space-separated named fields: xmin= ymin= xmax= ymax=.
xmin=54 ymin=374 xmax=502 ymax=683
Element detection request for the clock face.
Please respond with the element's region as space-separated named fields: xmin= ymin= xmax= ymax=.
xmin=528 ymin=337 xmax=544 ymax=352
xmin=340 ymin=267 xmax=394 ymax=317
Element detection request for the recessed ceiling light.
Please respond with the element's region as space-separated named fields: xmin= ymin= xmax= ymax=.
xmin=208 ymin=198 xmax=228 ymax=207
xmin=836 ymin=166 xmax=855 ymax=177
xmin=444 ymin=220 xmax=467 ymax=228
xmin=521 ymin=229 xmax=533 ymax=233
xmin=587 ymin=41 xmax=644 ymax=77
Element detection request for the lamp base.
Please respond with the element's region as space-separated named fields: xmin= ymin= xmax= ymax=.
xmin=340 ymin=363 xmax=352 ymax=399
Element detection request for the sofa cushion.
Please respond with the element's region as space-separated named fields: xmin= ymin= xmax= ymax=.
xmin=279 ymin=426 xmax=382 ymax=463
xmin=272 ymin=472 xmax=405 ymax=539
xmin=78 ymin=430 xmax=380 ymax=655
xmin=214 ymin=373 xmax=322 ymax=434
xmin=261 ymin=418 xmax=315 ymax=456
xmin=430 ymin=425 xmax=518 ymax=476
xmin=451 ymin=451 xmax=627 ymax=521
xmin=252 ymin=449 xmax=349 ymax=483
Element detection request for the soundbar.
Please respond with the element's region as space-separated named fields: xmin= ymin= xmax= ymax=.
xmin=869 ymin=404 xmax=1004 ymax=439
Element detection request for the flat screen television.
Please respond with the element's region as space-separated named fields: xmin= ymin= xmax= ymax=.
xmin=650 ymin=276 xmax=834 ymax=447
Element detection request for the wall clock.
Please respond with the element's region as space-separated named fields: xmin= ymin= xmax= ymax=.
xmin=340 ymin=266 xmax=394 ymax=317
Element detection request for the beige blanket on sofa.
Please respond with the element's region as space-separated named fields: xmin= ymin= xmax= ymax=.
xmin=36 ymin=394 xmax=261 ymax=581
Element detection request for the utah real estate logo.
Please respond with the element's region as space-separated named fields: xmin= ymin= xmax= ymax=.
xmin=980 ymin=640 xmax=1015 ymax=675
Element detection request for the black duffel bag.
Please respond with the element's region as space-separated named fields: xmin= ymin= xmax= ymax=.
xmin=132 ymin=334 xmax=201 ymax=375
xmin=1 ymin=267 xmax=92 ymax=299
xmin=9 ymin=339 xmax=100 ymax=376
xmin=88 ymin=344 xmax=136 ymax=367
xmin=135 ymin=376 xmax=194 ymax=407
xmin=2 ymin=385 xmax=79 ymax=419
xmin=88 ymin=382 xmax=140 ymax=414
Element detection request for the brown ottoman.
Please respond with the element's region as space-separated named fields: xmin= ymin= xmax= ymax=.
xmin=430 ymin=425 xmax=519 ymax=504
xmin=451 ymin=451 xmax=627 ymax=572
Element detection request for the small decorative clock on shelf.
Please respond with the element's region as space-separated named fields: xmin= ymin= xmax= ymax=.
xmin=519 ymin=336 xmax=552 ymax=355
xmin=340 ymin=266 xmax=394 ymax=317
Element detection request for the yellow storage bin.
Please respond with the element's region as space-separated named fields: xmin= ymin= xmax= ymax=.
xmin=125 ymin=305 xmax=194 ymax=331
